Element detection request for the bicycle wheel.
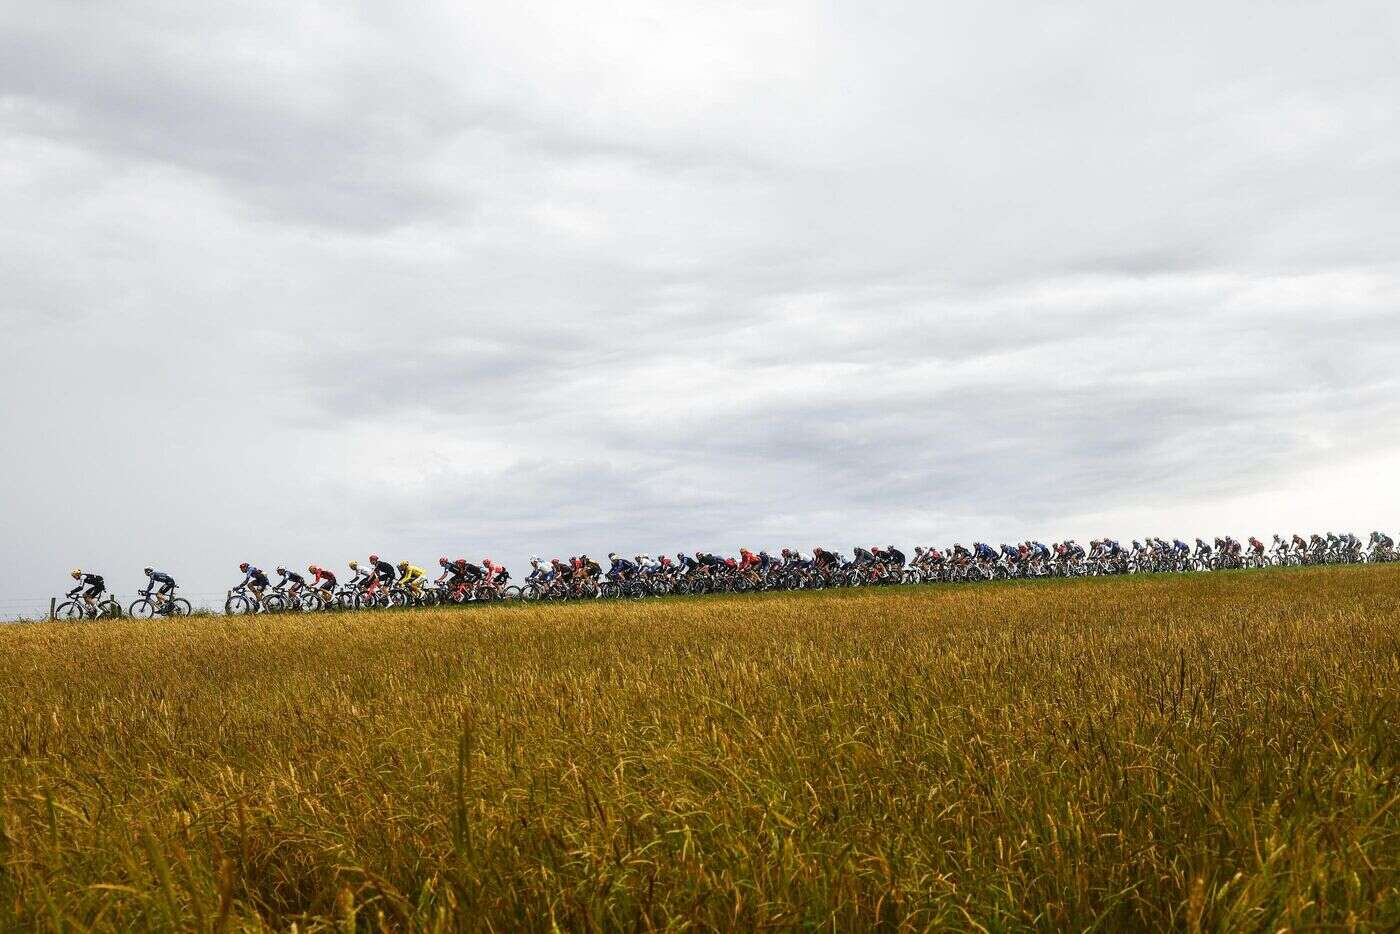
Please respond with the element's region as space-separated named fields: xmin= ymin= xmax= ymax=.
xmin=225 ymin=595 xmax=252 ymax=615
xmin=97 ymin=598 xmax=122 ymax=619
xmin=129 ymin=598 xmax=156 ymax=619
xmin=263 ymin=593 xmax=287 ymax=613
xmin=55 ymin=600 xmax=85 ymax=620
xmin=167 ymin=598 xmax=192 ymax=616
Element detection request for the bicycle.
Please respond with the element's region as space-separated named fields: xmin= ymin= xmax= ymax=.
xmin=261 ymin=584 xmax=310 ymax=613
xmin=130 ymin=586 xmax=191 ymax=619
xmin=54 ymin=590 xmax=122 ymax=620
xmin=225 ymin=584 xmax=260 ymax=616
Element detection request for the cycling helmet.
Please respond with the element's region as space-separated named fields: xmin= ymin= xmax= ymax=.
xmin=239 ymin=562 xmax=250 ymax=572
xmin=143 ymin=567 xmax=153 ymax=575
xmin=484 ymin=558 xmax=496 ymax=568
xmin=349 ymin=560 xmax=359 ymax=569
xmin=369 ymin=554 xmax=379 ymax=563
xmin=439 ymin=557 xmax=449 ymax=566
xmin=397 ymin=560 xmax=408 ymax=571
xmin=530 ymin=555 xmax=540 ymax=563
xmin=308 ymin=565 xmax=319 ymax=574
xmin=276 ymin=566 xmax=286 ymax=574
xmin=71 ymin=568 xmax=82 ymax=579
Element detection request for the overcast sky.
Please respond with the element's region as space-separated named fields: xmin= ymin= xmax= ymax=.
xmin=3 ymin=1 xmax=1398 ymax=613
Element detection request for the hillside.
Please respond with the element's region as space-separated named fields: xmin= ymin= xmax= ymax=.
xmin=1 ymin=566 xmax=1397 ymax=930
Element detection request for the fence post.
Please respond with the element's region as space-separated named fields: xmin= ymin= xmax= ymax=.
xmin=50 ymin=597 xmax=56 ymax=620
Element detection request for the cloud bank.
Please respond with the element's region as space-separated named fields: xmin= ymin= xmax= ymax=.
xmin=2 ymin=0 xmax=1397 ymax=609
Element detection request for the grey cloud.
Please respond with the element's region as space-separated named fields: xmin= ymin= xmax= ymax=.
xmin=3 ymin=0 xmax=1400 ymax=611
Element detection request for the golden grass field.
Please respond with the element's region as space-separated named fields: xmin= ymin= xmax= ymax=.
xmin=1 ymin=565 xmax=1397 ymax=931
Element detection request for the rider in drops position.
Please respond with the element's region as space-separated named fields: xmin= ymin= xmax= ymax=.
xmin=68 ymin=568 xmax=106 ymax=615
xmin=366 ymin=555 xmax=396 ymax=600
xmin=310 ymin=565 xmax=337 ymax=604
xmin=607 ymin=553 xmax=637 ymax=583
xmin=237 ymin=562 xmax=270 ymax=605
xmin=143 ymin=567 xmax=177 ymax=611
xmin=396 ymin=561 xmax=426 ymax=599
xmin=274 ymin=565 xmax=306 ymax=601
xmin=346 ymin=560 xmax=371 ymax=595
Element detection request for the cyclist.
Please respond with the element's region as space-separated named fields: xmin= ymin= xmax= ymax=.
xmin=579 ymin=555 xmax=602 ymax=583
xmin=882 ymin=545 xmax=906 ymax=570
xmin=526 ymin=556 xmax=546 ymax=580
xmin=370 ymin=554 xmax=397 ymax=584
xmin=143 ymin=567 xmax=177 ymax=611
xmin=274 ymin=565 xmax=306 ymax=600
xmin=698 ymin=552 xmax=726 ymax=575
xmin=237 ymin=562 xmax=270 ymax=605
xmin=68 ymin=568 xmax=106 ymax=616
xmin=607 ymin=553 xmax=637 ymax=583
xmin=368 ymin=555 xmax=396 ymax=599
xmin=1247 ymin=536 xmax=1265 ymax=557
xmin=396 ymin=561 xmax=426 ymax=599
xmin=310 ymin=565 xmax=337 ymax=605
xmin=347 ymin=559 xmax=372 ymax=594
